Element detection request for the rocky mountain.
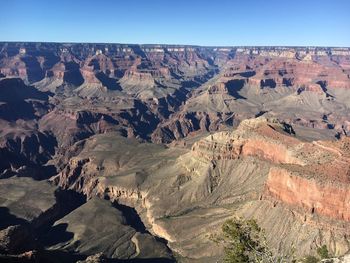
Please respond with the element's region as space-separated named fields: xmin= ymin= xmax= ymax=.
xmin=1 ymin=42 xmax=350 ymax=262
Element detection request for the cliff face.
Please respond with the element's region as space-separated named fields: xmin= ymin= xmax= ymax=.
xmin=188 ymin=118 xmax=350 ymax=255
xmin=50 ymin=118 xmax=350 ymax=260
xmin=191 ymin=117 xmax=350 ymax=222
xmin=1 ymin=43 xmax=350 ymax=146
xmin=2 ymin=42 xmax=350 ymax=261
xmin=264 ymin=136 xmax=350 ymax=221
xmin=191 ymin=118 xmax=302 ymax=164
xmin=266 ymin=167 xmax=350 ymax=221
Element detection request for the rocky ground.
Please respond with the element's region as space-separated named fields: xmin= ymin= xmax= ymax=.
xmin=1 ymin=43 xmax=350 ymax=262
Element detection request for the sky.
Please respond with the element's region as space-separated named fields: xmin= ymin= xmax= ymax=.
xmin=0 ymin=0 xmax=349 ymax=47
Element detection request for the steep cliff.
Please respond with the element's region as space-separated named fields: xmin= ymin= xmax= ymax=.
xmin=51 ymin=118 xmax=350 ymax=260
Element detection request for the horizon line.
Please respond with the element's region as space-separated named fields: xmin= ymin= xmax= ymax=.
xmin=0 ymin=40 xmax=349 ymax=49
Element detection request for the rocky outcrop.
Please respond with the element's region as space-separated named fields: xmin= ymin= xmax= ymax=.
xmin=152 ymin=111 xmax=220 ymax=143
xmin=190 ymin=118 xmax=350 ymax=222
xmin=0 ymin=78 xmax=51 ymax=121
xmin=0 ymin=129 xmax=57 ymax=179
xmin=1 ymin=43 xmax=350 ymax=144
xmin=0 ymin=78 xmax=57 ymax=178
xmin=39 ymin=109 xmax=120 ymax=148
xmin=0 ymin=177 xmax=58 ymax=253
xmin=2 ymin=42 xmax=350 ymax=261
xmin=190 ymin=117 xmax=302 ymax=164
xmin=0 ymin=225 xmax=31 ymax=254
xmin=45 ymin=198 xmax=173 ymax=260
xmin=264 ymin=136 xmax=350 ymax=222
xmin=49 ymin=120 xmax=350 ymax=260
xmin=266 ymin=167 xmax=350 ymax=221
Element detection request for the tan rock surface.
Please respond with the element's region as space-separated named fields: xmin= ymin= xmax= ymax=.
xmin=52 ymin=118 xmax=350 ymax=260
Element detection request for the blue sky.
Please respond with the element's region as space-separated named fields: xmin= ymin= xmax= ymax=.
xmin=0 ymin=0 xmax=349 ymax=46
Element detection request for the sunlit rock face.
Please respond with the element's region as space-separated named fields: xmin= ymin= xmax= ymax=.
xmin=51 ymin=118 xmax=350 ymax=259
xmin=1 ymin=43 xmax=350 ymax=144
xmin=1 ymin=42 xmax=350 ymax=262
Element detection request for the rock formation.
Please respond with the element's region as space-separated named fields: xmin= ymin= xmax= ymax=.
xmin=47 ymin=118 xmax=350 ymax=260
xmin=1 ymin=42 xmax=350 ymax=262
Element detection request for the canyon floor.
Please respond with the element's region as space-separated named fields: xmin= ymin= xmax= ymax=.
xmin=1 ymin=43 xmax=350 ymax=262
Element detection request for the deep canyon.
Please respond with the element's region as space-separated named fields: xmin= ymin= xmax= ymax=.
xmin=1 ymin=42 xmax=350 ymax=262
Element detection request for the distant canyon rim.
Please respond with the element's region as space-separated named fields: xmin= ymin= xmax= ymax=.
xmin=0 ymin=42 xmax=350 ymax=262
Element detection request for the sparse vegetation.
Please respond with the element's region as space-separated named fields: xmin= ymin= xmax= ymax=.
xmin=220 ymin=218 xmax=267 ymax=262
xmin=214 ymin=217 xmax=294 ymax=263
xmin=317 ymin=245 xmax=329 ymax=259
xmin=301 ymin=244 xmax=331 ymax=263
xmin=216 ymin=217 xmax=332 ymax=263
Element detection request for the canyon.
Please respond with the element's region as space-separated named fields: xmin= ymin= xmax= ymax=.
xmin=1 ymin=42 xmax=350 ymax=262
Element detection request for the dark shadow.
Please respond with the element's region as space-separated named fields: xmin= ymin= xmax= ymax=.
xmin=95 ymin=72 xmax=122 ymax=91
xmin=260 ymin=79 xmax=276 ymax=89
xmin=0 ymin=207 xmax=28 ymax=230
xmin=88 ymin=58 xmax=101 ymax=70
xmin=15 ymin=164 xmax=58 ymax=181
xmin=36 ymin=132 xmax=58 ymax=160
xmin=0 ymin=249 xmax=86 ymax=263
xmin=42 ymin=53 xmax=60 ymax=70
xmin=63 ymin=62 xmax=84 ymax=86
xmin=112 ymin=202 xmax=147 ymax=233
xmin=37 ymin=189 xmax=86 ymax=246
xmin=37 ymin=250 xmax=85 ymax=263
xmin=136 ymin=61 xmax=152 ymax=70
xmin=156 ymin=127 xmax=177 ymax=144
xmin=327 ymin=124 xmax=335 ymax=129
xmin=0 ymin=254 xmax=31 ymax=263
xmin=297 ymin=87 xmax=305 ymax=95
xmin=226 ymin=79 xmax=246 ymax=99
xmin=37 ymin=165 xmax=58 ymax=180
xmin=255 ymin=111 xmax=267 ymax=118
xmin=169 ymin=71 xmax=181 ymax=81
xmin=111 ymin=201 xmax=173 ymax=259
xmin=20 ymin=56 xmax=45 ymax=83
xmin=239 ymin=71 xmax=255 ymax=78
xmin=119 ymin=100 xmax=159 ymax=140
xmin=281 ymin=123 xmax=295 ymax=135
xmin=0 ymin=101 xmax=36 ymax=121
xmin=0 ymin=208 xmax=35 ymax=254
xmin=282 ymin=78 xmax=293 ymax=87
xmin=155 ymin=86 xmax=188 ymax=118
xmin=114 ymin=69 xmax=126 ymax=78
xmin=0 ymin=131 xmax=58 ymax=180
xmin=76 ymin=111 xmax=118 ymax=125
xmin=0 ymin=148 xmax=28 ymax=177
xmin=316 ymin=80 xmax=334 ymax=98
xmin=0 ymin=252 xmax=175 ymax=263
xmin=130 ymin=45 xmax=146 ymax=58
xmin=335 ymin=132 xmax=342 ymax=139
xmin=54 ymin=189 xmax=87 ymax=215
xmin=0 ymin=78 xmax=51 ymax=121
xmin=39 ymin=223 xmax=74 ymax=247
xmin=181 ymin=80 xmax=200 ymax=89
xmin=184 ymin=112 xmax=200 ymax=130
xmin=154 ymin=97 xmax=172 ymax=118
xmin=278 ymin=69 xmax=287 ymax=76
xmin=0 ymin=78 xmax=49 ymax=102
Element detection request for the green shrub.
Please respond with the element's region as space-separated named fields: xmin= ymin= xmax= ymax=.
xmin=217 ymin=218 xmax=331 ymax=263
xmin=220 ymin=218 xmax=268 ymax=262
xmin=317 ymin=245 xmax=329 ymax=259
